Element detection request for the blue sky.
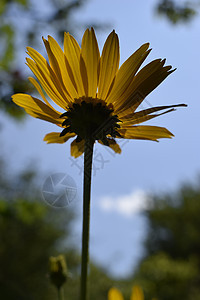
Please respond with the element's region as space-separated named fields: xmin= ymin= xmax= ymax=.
xmin=1 ymin=0 xmax=200 ymax=277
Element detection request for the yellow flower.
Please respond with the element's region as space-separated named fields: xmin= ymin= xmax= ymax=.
xmin=12 ymin=28 xmax=186 ymax=158
xmin=108 ymin=285 xmax=144 ymax=300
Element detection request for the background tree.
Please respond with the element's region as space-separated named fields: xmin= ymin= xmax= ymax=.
xmin=0 ymin=159 xmax=124 ymax=299
xmin=0 ymin=160 xmax=77 ymax=299
xmin=155 ymin=0 xmax=198 ymax=24
xmin=133 ymin=181 xmax=200 ymax=300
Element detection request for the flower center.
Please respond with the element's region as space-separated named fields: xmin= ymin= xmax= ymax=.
xmin=60 ymin=97 xmax=122 ymax=144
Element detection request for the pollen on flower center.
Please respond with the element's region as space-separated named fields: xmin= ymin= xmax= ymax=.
xmin=60 ymin=97 xmax=122 ymax=144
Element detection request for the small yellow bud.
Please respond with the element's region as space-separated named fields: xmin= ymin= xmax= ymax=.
xmin=49 ymin=255 xmax=68 ymax=289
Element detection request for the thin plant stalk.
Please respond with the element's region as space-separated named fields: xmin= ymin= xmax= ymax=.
xmin=57 ymin=287 xmax=64 ymax=300
xmin=80 ymin=139 xmax=94 ymax=300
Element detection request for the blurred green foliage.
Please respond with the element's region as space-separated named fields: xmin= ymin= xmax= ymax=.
xmin=156 ymin=0 xmax=197 ymax=23
xmin=0 ymin=159 xmax=76 ymax=299
xmin=0 ymin=159 xmax=124 ymax=299
xmin=134 ymin=181 xmax=200 ymax=300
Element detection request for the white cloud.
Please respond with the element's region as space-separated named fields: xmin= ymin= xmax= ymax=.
xmin=98 ymin=190 xmax=150 ymax=217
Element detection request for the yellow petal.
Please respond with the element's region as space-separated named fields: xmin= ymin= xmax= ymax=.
xmin=45 ymin=36 xmax=78 ymax=100
xmin=121 ymin=113 xmax=162 ymax=126
xmin=119 ymin=125 xmax=174 ymax=141
xmin=26 ymin=57 xmax=67 ymax=110
xmin=12 ymin=93 xmax=62 ymax=125
xmin=98 ymin=30 xmax=119 ymax=100
xmin=130 ymin=286 xmax=144 ymax=300
xmin=42 ymin=37 xmax=62 ymax=82
xmin=64 ymin=32 xmax=85 ymax=97
xmin=120 ymin=104 xmax=186 ymax=125
xmin=44 ymin=132 xmax=76 ymax=144
xmin=116 ymin=60 xmax=174 ymax=114
xmin=108 ymin=288 xmax=124 ymax=300
xmin=81 ymin=28 xmax=100 ymax=97
xmin=71 ymin=139 xmax=85 ymax=158
xmin=98 ymin=139 xmax=121 ymax=154
xmin=107 ymin=43 xmax=150 ymax=105
xmin=108 ymin=139 xmax=121 ymax=154
xmin=27 ymin=47 xmax=71 ymax=106
xmin=28 ymin=77 xmax=61 ymax=113
xmin=25 ymin=109 xmax=62 ymax=125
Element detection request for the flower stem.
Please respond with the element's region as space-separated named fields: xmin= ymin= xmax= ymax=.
xmin=80 ymin=139 xmax=94 ymax=300
xmin=57 ymin=287 xmax=64 ymax=300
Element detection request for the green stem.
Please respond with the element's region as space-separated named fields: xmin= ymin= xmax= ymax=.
xmin=80 ymin=139 xmax=94 ymax=300
xmin=57 ymin=287 xmax=64 ymax=300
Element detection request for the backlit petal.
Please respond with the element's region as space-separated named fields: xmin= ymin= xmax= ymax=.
xmin=98 ymin=139 xmax=121 ymax=154
xmin=71 ymin=139 xmax=85 ymax=158
xmin=44 ymin=36 xmax=78 ymax=100
xmin=119 ymin=125 xmax=174 ymax=141
xmin=106 ymin=43 xmax=150 ymax=105
xmin=81 ymin=28 xmax=100 ymax=97
xmin=28 ymin=76 xmax=61 ymax=113
xmin=12 ymin=94 xmax=62 ymax=125
xmin=26 ymin=57 xmax=67 ymax=110
xmin=44 ymin=132 xmax=76 ymax=144
xmin=116 ymin=60 xmax=174 ymax=114
xmin=120 ymin=104 xmax=186 ymax=125
xmin=98 ymin=30 xmax=119 ymax=100
xmin=121 ymin=109 xmax=174 ymax=125
xmin=27 ymin=47 xmax=71 ymax=106
xmin=64 ymin=32 xmax=85 ymax=96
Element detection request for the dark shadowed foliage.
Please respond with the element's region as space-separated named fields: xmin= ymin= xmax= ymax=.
xmin=0 ymin=160 xmax=76 ymax=299
xmin=133 ymin=180 xmax=200 ymax=300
